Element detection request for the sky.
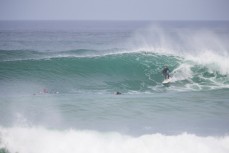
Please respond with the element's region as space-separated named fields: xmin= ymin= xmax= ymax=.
xmin=0 ymin=0 xmax=229 ymax=20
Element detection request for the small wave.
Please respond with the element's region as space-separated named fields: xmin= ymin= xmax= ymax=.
xmin=0 ymin=49 xmax=101 ymax=62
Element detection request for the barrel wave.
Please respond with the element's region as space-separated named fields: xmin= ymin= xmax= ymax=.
xmin=0 ymin=49 xmax=228 ymax=95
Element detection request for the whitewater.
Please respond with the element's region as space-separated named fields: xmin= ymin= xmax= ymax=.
xmin=0 ymin=20 xmax=229 ymax=153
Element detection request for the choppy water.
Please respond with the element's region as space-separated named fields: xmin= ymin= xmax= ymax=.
xmin=0 ymin=20 xmax=229 ymax=153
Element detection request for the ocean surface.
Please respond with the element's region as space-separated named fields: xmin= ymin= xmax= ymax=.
xmin=0 ymin=20 xmax=229 ymax=153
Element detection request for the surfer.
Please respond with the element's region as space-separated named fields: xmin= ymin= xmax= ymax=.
xmin=114 ymin=91 xmax=122 ymax=95
xmin=162 ymin=65 xmax=170 ymax=79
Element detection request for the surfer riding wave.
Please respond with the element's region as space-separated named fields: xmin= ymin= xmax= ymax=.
xmin=162 ymin=65 xmax=170 ymax=79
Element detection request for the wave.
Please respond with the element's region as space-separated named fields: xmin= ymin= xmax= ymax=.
xmin=0 ymin=126 xmax=229 ymax=153
xmin=0 ymin=49 xmax=101 ymax=62
xmin=0 ymin=49 xmax=229 ymax=93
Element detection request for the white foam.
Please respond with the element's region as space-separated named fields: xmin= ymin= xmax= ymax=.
xmin=0 ymin=126 xmax=229 ymax=153
xmin=128 ymin=25 xmax=229 ymax=76
xmin=185 ymin=51 xmax=229 ymax=75
xmin=171 ymin=63 xmax=193 ymax=82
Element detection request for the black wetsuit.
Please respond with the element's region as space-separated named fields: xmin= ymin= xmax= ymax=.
xmin=162 ymin=67 xmax=170 ymax=79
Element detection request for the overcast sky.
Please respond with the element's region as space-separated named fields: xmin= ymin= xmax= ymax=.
xmin=0 ymin=0 xmax=229 ymax=20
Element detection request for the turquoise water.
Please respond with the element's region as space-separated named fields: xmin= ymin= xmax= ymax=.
xmin=0 ymin=21 xmax=229 ymax=153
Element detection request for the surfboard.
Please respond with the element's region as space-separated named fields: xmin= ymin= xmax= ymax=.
xmin=162 ymin=78 xmax=172 ymax=85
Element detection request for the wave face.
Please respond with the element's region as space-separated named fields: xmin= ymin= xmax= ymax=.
xmin=0 ymin=49 xmax=228 ymax=94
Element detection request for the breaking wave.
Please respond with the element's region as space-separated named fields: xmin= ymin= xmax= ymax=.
xmin=0 ymin=49 xmax=228 ymax=94
xmin=0 ymin=126 xmax=229 ymax=153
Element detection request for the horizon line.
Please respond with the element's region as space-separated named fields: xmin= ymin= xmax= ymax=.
xmin=0 ymin=19 xmax=229 ymax=22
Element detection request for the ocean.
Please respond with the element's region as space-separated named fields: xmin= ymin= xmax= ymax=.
xmin=0 ymin=20 xmax=229 ymax=153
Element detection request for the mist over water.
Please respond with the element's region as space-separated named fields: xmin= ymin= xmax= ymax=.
xmin=0 ymin=21 xmax=229 ymax=153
